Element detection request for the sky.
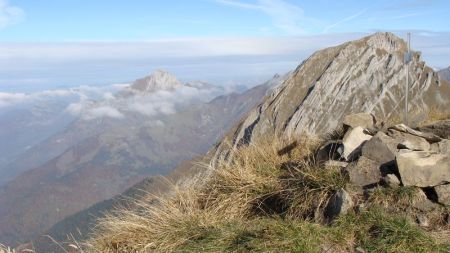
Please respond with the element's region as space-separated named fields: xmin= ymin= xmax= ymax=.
xmin=0 ymin=0 xmax=449 ymax=92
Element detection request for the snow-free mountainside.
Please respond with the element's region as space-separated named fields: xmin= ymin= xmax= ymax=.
xmin=2 ymin=32 xmax=450 ymax=253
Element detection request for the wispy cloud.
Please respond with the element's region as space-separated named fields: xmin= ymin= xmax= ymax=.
xmin=214 ymin=0 xmax=313 ymax=35
xmin=0 ymin=0 xmax=25 ymax=29
xmin=323 ymin=8 xmax=368 ymax=33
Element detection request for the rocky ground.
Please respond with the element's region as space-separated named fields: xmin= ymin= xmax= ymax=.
xmin=317 ymin=113 xmax=450 ymax=229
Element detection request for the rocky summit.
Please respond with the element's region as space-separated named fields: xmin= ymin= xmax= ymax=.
xmin=212 ymin=32 xmax=450 ymax=164
xmin=130 ymin=70 xmax=183 ymax=92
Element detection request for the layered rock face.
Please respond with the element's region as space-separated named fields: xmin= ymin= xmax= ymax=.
xmin=212 ymin=32 xmax=450 ymax=163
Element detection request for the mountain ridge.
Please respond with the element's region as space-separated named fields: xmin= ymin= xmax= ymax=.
xmin=211 ymin=32 xmax=450 ymax=164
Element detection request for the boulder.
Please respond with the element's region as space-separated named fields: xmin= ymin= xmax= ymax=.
xmin=390 ymin=124 xmax=441 ymax=143
xmin=382 ymin=174 xmax=401 ymax=188
xmin=325 ymin=188 xmax=353 ymax=222
xmin=396 ymin=151 xmax=450 ymax=187
xmin=361 ymin=131 xmax=397 ymax=165
xmin=388 ymin=129 xmax=430 ymax=151
xmin=435 ymin=184 xmax=450 ymax=206
xmin=341 ymin=126 xmax=372 ymax=161
xmin=346 ymin=156 xmax=381 ymax=187
xmin=417 ymin=119 xmax=450 ymax=139
xmin=343 ymin=113 xmax=376 ymax=129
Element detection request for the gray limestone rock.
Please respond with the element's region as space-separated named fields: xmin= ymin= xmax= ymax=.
xmin=342 ymin=126 xmax=372 ymax=161
xmin=325 ymin=188 xmax=354 ymax=222
xmin=343 ymin=113 xmax=376 ymax=129
xmin=396 ymin=151 xmax=450 ymax=187
xmin=435 ymin=184 xmax=450 ymax=206
xmin=346 ymin=156 xmax=381 ymax=187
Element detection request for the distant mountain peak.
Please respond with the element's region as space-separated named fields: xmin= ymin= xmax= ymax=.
xmin=131 ymin=70 xmax=183 ymax=92
xmin=438 ymin=66 xmax=450 ymax=82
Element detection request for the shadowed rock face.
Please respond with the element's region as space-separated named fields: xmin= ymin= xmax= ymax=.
xmin=212 ymin=32 xmax=450 ymax=163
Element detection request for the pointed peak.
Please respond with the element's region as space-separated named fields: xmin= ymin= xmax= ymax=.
xmin=131 ymin=70 xmax=183 ymax=92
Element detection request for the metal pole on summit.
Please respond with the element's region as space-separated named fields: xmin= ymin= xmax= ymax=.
xmin=404 ymin=32 xmax=411 ymax=125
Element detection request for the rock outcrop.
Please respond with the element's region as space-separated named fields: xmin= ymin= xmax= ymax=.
xmin=212 ymin=32 xmax=450 ymax=164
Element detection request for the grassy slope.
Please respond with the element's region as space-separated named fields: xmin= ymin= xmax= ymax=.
xmin=85 ymin=135 xmax=450 ymax=253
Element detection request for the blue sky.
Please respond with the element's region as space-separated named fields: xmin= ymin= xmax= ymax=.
xmin=0 ymin=0 xmax=449 ymax=91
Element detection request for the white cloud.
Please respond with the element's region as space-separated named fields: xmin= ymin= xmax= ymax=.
xmin=0 ymin=0 xmax=25 ymax=29
xmin=0 ymin=92 xmax=28 ymax=108
xmin=84 ymin=106 xmax=124 ymax=120
xmin=0 ymin=83 xmax=126 ymax=110
xmin=214 ymin=0 xmax=313 ymax=35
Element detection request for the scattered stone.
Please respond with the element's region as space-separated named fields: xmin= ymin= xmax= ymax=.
xmin=382 ymin=174 xmax=401 ymax=188
xmin=325 ymin=188 xmax=354 ymax=222
xmin=343 ymin=113 xmax=376 ymax=129
xmin=416 ymin=214 xmax=430 ymax=227
xmin=435 ymin=184 xmax=450 ymax=206
xmin=346 ymin=156 xmax=381 ymax=187
xmin=388 ymin=129 xmax=430 ymax=151
xmin=341 ymin=126 xmax=372 ymax=161
xmin=396 ymin=151 xmax=450 ymax=187
xmin=430 ymin=143 xmax=440 ymax=153
xmin=412 ymin=189 xmax=437 ymax=212
xmin=417 ymin=119 xmax=450 ymax=139
xmin=390 ymin=124 xmax=441 ymax=143
xmin=325 ymin=160 xmax=348 ymax=168
xmin=316 ymin=141 xmax=342 ymax=163
xmin=356 ymin=203 xmax=366 ymax=213
xmin=437 ymin=139 xmax=450 ymax=155
xmin=361 ymin=131 xmax=397 ymax=165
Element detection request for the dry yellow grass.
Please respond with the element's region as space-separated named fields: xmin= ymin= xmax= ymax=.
xmin=84 ymin=134 xmax=450 ymax=253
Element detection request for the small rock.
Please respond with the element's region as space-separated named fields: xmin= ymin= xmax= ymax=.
xmin=417 ymin=119 xmax=450 ymax=139
xmin=342 ymin=126 xmax=372 ymax=161
xmin=355 ymin=247 xmax=366 ymax=253
xmin=435 ymin=184 xmax=450 ymax=206
xmin=361 ymin=131 xmax=397 ymax=165
xmin=437 ymin=139 xmax=450 ymax=155
xmin=325 ymin=160 xmax=349 ymax=168
xmin=388 ymin=129 xmax=430 ymax=151
xmin=417 ymin=214 xmax=429 ymax=227
xmin=396 ymin=151 xmax=450 ymax=187
xmin=382 ymin=174 xmax=401 ymax=188
xmin=346 ymin=156 xmax=381 ymax=187
xmin=343 ymin=113 xmax=376 ymax=129
xmin=390 ymin=124 xmax=441 ymax=143
xmin=412 ymin=189 xmax=437 ymax=212
xmin=325 ymin=188 xmax=354 ymax=222
xmin=316 ymin=141 xmax=343 ymax=164
xmin=356 ymin=203 xmax=366 ymax=213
